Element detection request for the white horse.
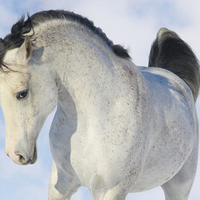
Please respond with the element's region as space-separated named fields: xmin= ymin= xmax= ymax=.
xmin=0 ymin=10 xmax=199 ymax=200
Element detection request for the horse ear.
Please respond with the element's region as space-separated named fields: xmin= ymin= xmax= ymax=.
xmin=17 ymin=36 xmax=32 ymax=62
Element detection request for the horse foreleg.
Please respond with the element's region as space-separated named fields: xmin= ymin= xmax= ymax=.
xmin=48 ymin=162 xmax=63 ymax=200
xmin=102 ymin=189 xmax=127 ymax=200
xmin=48 ymin=161 xmax=80 ymax=200
xmin=161 ymin=147 xmax=198 ymax=200
xmin=90 ymin=175 xmax=127 ymax=200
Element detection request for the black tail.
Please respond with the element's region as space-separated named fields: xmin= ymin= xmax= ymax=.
xmin=148 ymin=28 xmax=200 ymax=101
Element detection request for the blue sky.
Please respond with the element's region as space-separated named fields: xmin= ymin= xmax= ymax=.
xmin=0 ymin=0 xmax=200 ymax=199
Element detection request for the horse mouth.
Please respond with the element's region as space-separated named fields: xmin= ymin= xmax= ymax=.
xmin=30 ymin=146 xmax=37 ymax=164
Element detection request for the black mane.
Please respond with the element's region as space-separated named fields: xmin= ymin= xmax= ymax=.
xmin=0 ymin=10 xmax=130 ymax=69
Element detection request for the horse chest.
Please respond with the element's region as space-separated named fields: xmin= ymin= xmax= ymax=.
xmin=69 ymin=119 xmax=150 ymax=189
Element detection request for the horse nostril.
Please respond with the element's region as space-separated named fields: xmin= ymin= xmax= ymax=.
xmin=17 ymin=154 xmax=24 ymax=162
xmin=16 ymin=154 xmax=32 ymax=165
xmin=16 ymin=154 xmax=27 ymax=164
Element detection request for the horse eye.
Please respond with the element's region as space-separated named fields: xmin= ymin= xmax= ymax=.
xmin=16 ymin=89 xmax=29 ymax=100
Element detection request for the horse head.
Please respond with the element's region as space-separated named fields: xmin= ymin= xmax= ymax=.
xmin=0 ymin=36 xmax=57 ymax=165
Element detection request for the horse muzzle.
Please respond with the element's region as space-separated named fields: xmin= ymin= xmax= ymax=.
xmin=6 ymin=145 xmax=37 ymax=165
